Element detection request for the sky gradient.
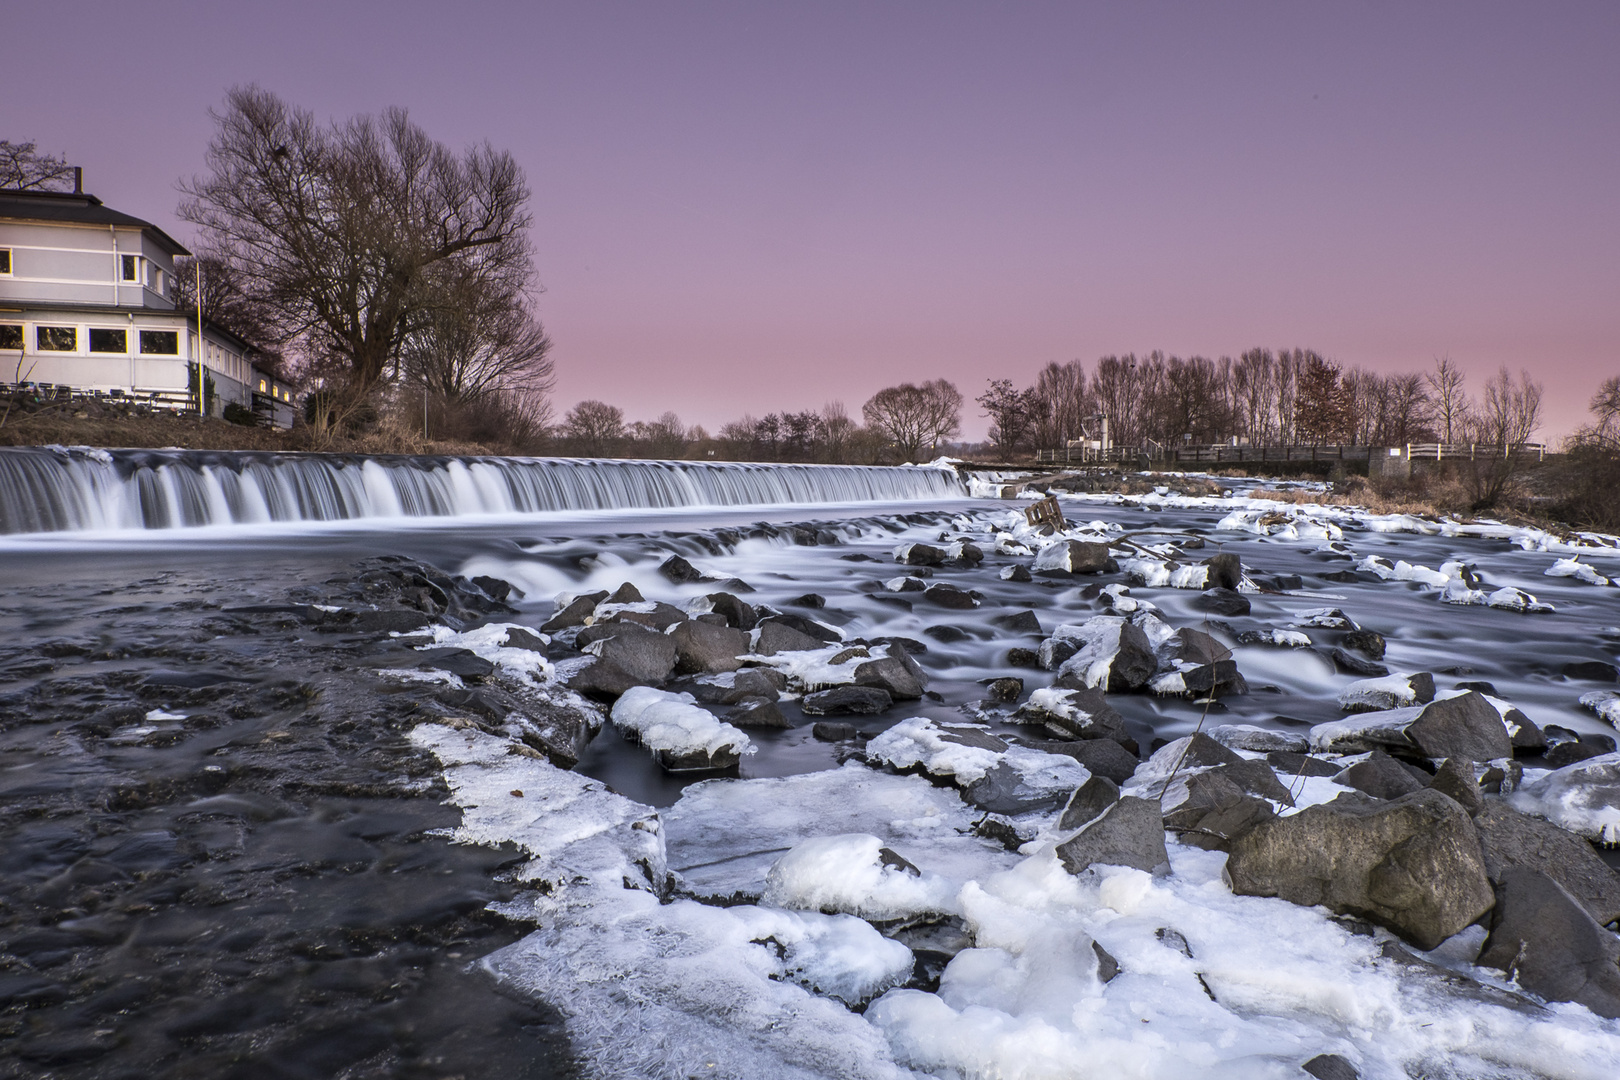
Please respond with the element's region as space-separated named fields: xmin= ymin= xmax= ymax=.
xmin=6 ymin=1 xmax=1616 ymax=440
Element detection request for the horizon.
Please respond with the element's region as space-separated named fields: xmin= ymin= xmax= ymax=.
xmin=5 ymin=1 xmax=1616 ymax=441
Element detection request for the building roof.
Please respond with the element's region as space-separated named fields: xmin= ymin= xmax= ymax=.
xmin=0 ymin=188 xmax=191 ymax=257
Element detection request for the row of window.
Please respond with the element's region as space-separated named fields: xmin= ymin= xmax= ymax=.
xmin=0 ymin=323 xmax=179 ymax=355
xmin=0 ymin=247 xmax=166 ymax=294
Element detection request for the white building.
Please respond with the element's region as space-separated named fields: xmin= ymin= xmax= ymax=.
xmin=0 ymin=184 xmax=295 ymax=427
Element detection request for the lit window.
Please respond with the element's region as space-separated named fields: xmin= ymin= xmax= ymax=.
xmin=0 ymin=248 xmax=11 ymax=275
xmin=139 ymin=330 xmax=179 ymax=355
xmin=258 ymin=379 xmax=267 ymax=392
xmin=38 ymin=326 xmax=76 ymax=351
xmin=0 ymin=324 xmax=21 ymax=350
xmin=89 ymin=328 xmax=127 ymax=353
xmin=121 ymin=254 xmax=141 ymax=282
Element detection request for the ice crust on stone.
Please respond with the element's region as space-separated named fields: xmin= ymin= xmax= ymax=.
xmin=751 ymin=641 xmax=896 ymax=690
xmin=1337 ymin=673 xmax=1426 ymax=711
xmin=1546 ymin=557 xmax=1611 ymax=586
xmin=1582 ymin=691 xmax=1620 ymax=730
xmin=1510 ymin=752 xmax=1620 ymax=844
xmin=612 ymin=686 xmax=754 ymax=757
xmin=762 ymin=833 xmax=961 ymax=921
xmin=865 ymin=716 xmax=1088 ymax=792
xmin=415 ymin=621 xmax=554 ymax=684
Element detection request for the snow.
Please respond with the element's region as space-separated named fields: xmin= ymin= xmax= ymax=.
xmin=1546 ymin=558 xmax=1611 ymax=586
xmin=1510 ymin=753 xmax=1620 ymax=844
xmin=143 ymin=707 xmax=186 ymax=721
xmin=761 ymin=833 xmax=961 ymax=921
xmin=1309 ymin=708 xmax=1423 ymax=753
xmin=1246 ymin=628 xmax=1312 ymax=647
xmin=413 ymin=621 xmax=554 ymax=685
xmin=1582 ymin=691 xmax=1620 ymax=730
xmin=1337 ymin=674 xmax=1426 ymax=712
xmin=611 ymin=686 xmax=754 ymax=757
xmin=751 ymin=642 xmax=885 ymax=690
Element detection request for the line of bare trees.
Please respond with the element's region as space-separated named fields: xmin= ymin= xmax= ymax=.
xmin=977 ymin=349 xmax=1545 ymax=460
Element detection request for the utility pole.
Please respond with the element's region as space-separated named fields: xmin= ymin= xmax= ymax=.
xmin=195 ymin=259 xmax=205 ymax=416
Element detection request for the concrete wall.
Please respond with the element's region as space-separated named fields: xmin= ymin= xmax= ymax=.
xmin=0 ymin=221 xmax=177 ymax=310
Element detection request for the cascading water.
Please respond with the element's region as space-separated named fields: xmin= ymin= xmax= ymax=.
xmin=0 ymin=446 xmax=965 ymax=535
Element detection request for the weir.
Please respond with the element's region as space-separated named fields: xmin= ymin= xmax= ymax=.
xmin=0 ymin=446 xmax=964 ymax=535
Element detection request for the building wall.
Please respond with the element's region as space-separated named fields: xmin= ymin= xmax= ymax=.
xmin=0 ymin=220 xmax=177 ymax=310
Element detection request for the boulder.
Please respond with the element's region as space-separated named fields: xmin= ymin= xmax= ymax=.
xmin=1341 ymin=629 xmax=1387 ymax=660
xmin=540 ymin=591 xmax=606 ymax=633
xmin=982 ymin=676 xmax=1024 ymax=702
xmin=895 ymin=542 xmax=948 ymax=566
xmin=1016 ymin=736 xmax=1141 ymax=785
xmin=1164 ymin=627 xmax=1232 ymax=667
xmin=1336 ymin=752 xmax=1426 ymax=800
xmin=812 ymin=722 xmax=857 ymax=741
xmin=1302 ymin=1055 xmax=1359 ymax=1080
xmin=1051 ymin=620 xmax=1157 ymax=693
xmin=758 ymin=613 xmax=840 ymax=644
xmin=1429 ymin=756 xmax=1483 ymax=816
xmin=1034 ymin=540 xmax=1112 ymax=576
xmin=412 ymin=648 xmax=495 ymax=682
xmin=1338 ymin=672 xmax=1437 ymax=713
xmin=924 ymin=583 xmax=980 ymax=609
xmin=1015 ymin=686 xmax=1129 ymax=744
xmin=854 ymin=651 xmax=928 ymax=700
xmin=801 ymin=686 xmax=893 ymax=715
xmin=992 ymin=610 xmax=1042 ymax=634
xmin=1563 ymin=661 xmax=1619 ymax=683
xmin=1205 ymin=552 xmax=1242 ymax=590
xmin=1267 ymin=751 xmax=1341 ymax=778
xmin=955 ymin=542 xmax=985 ymax=565
xmin=753 ymin=620 xmax=824 ymax=656
xmin=1002 ymin=565 xmax=1033 ymax=583
xmin=1163 ymin=771 xmax=1276 ymax=851
xmin=923 ymin=624 xmax=970 ymax=643
xmin=1408 ymin=692 xmax=1513 ymax=762
xmin=787 ymin=593 xmax=826 ymax=609
xmin=658 ymin=554 xmax=706 ymax=584
xmin=1207 ymin=759 xmax=1297 ymax=805
xmin=964 ymin=760 xmax=1078 ymax=815
xmin=1226 ymin=788 xmax=1495 ymax=950
xmin=501 ymin=626 xmax=549 ymax=654
xmin=703 ymin=592 xmax=758 ymax=631
xmin=726 ymin=699 xmax=790 ymax=728
xmin=681 ymin=668 xmax=783 ymax=706
xmin=566 ymin=623 xmax=678 ymax=696
xmin=1193 ymin=587 xmax=1250 ymax=617
xmin=669 ymin=620 xmax=748 ymax=675
xmin=1329 ymin=648 xmax=1390 ymax=677
xmin=1058 ymin=775 xmax=1121 ymax=831
xmin=1479 ymin=868 xmax=1620 ymax=1018
xmin=1509 ymin=753 xmax=1620 ymax=844
xmin=1209 ymin=724 xmax=1308 ymax=754
xmin=605 ymin=582 xmax=644 ymax=604
xmin=1055 ymin=796 xmax=1170 ymax=876
xmin=1547 ymin=741 xmax=1608 ymax=768
xmin=1474 ymin=802 xmax=1620 ymax=926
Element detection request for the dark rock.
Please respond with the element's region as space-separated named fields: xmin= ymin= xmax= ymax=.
xmin=1546 ymin=741 xmax=1607 ymax=768
xmin=1017 ymin=685 xmax=1128 ymax=744
xmin=1205 ymin=552 xmax=1242 ymax=590
xmin=1321 ymin=570 xmax=1362 ymax=584
xmin=1016 ymin=736 xmax=1141 ymax=785
xmin=753 ymin=620 xmax=824 ymax=656
xmin=1002 ymin=565 xmax=1033 ymax=583
xmin=345 ymin=608 xmax=437 ymax=633
xmin=974 ymin=816 xmax=1034 ymax=852
xmin=704 ymin=591 xmax=758 ymax=631
xmin=413 ymin=648 xmax=495 ymax=682
xmin=759 ymin=612 xmax=841 ymax=644
xmin=982 ymin=677 xmax=1023 ymax=702
xmin=512 ymin=696 xmax=605 ymax=768
xmin=606 ymin=582 xmax=644 ymax=604
xmin=923 ymin=624 xmax=970 ymax=643
xmin=1267 ymin=751 xmax=1344 ymax=778
xmin=924 ymin=583 xmax=980 ymax=609
xmin=1563 ymin=661 xmax=1619 ymax=682
xmin=896 ymin=543 xmax=949 ymax=566
xmin=992 ymin=610 xmax=1043 ymax=634
xmin=1480 ymin=759 xmax=1523 ymax=795
xmin=812 ymin=722 xmax=858 ymax=741
xmin=1474 ymin=803 xmax=1620 ymax=926
xmin=1479 ymin=868 xmax=1620 ymax=1019
xmin=542 ymin=592 xmax=608 ymax=633
xmin=1269 ymin=574 xmax=1304 ymax=591
xmin=567 ymin=623 xmax=678 ymax=695
xmin=1178 ymin=732 xmax=1245 ymax=769
xmin=1336 ymin=751 xmax=1426 ymax=800
xmin=501 ymin=627 xmax=548 ymax=653
xmin=1341 ymin=630 xmax=1387 ymax=660
xmin=1407 ymin=691 xmax=1512 ymax=762
xmin=854 ymin=651 xmax=928 ymax=699
xmin=658 ymin=554 xmax=706 ymax=583
xmin=1092 ymin=941 xmax=1121 ymax=983
xmin=657 ymin=746 xmax=741 ymax=773
xmin=1429 ymin=756 xmax=1483 ymax=816
xmin=1302 ymin=1054 xmax=1359 ymax=1080
xmin=1036 ymin=540 xmax=1112 ymax=576
xmin=964 ymin=761 xmax=1074 ymax=814
xmin=1457 ymin=680 xmax=1499 ymax=696
xmin=682 ymin=668 xmax=783 ymax=705
xmin=1329 ymin=647 xmax=1390 ymax=677
xmin=1166 ymin=627 xmax=1232 ymax=667
xmin=1058 ymin=775 xmax=1121 ymax=831
xmin=726 ymin=699 xmax=790 ymax=728
xmin=865 ymin=635 xmax=928 ymax=657
xmin=1055 ymin=797 xmax=1170 ymax=876
xmin=1007 ymin=647 xmax=1040 ymax=668
xmin=1226 ymin=788 xmax=1495 ymax=950
xmin=1210 ymin=759 xmax=1296 ymax=805
xmin=1178 ymin=661 xmax=1250 ymax=698
xmin=1163 ymin=771 xmax=1276 ymax=851
xmin=669 ymin=620 xmax=749 ymax=675
xmin=470 ymin=575 xmax=514 ymax=601
xmin=802 ymin=686 xmax=893 ymax=715
xmin=1193 ymin=587 xmax=1250 ymax=617
xmin=956 ymin=542 xmax=984 ymax=565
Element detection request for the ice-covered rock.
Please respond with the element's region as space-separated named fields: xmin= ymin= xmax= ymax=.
xmin=866 ymin=718 xmax=1090 ymax=811
xmin=1337 ymin=671 xmax=1436 ymax=713
xmin=1033 ymin=539 xmax=1111 ymax=576
xmin=1581 ymin=690 xmax=1620 ymax=731
xmin=762 ymin=833 xmax=960 ymax=921
xmin=1014 ymin=686 xmax=1129 ymax=743
xmin=1039 ymin=616 xmax=1157 ymax=692
xmin=611 ymin=686 xmax=754 ymax=771
xmin=1236 ymin=627 xmax=1312 ymax=648
xmin=1208 ymin=724 xmax=1308 ymax=754
xmin=1509 ymin=753 xmax=1620 ymax=843
xmin=1312 ymin=691 xmax=1513 ymax=762
xmin=1546 ymin=558 xmax=1611 ymax=586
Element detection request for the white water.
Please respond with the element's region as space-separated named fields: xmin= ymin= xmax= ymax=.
xmin=0 ymin=446 xmax=963 ymax=535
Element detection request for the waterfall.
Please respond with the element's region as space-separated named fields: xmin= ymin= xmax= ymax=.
xmin=0 ymin=447 xmax=965 ymax=536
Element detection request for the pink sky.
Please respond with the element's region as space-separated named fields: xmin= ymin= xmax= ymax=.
xmin=7 ymin=1 xmax=1616 ymax=440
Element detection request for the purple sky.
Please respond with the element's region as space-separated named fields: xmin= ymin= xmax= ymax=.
xmin=7 ymin=1 xmax=1617 ymax=440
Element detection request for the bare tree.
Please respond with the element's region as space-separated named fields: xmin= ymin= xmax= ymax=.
xmin=629 ymin=412 xmax=689 ymax=459
xmin=402 ymin=292 xmax=553 ymax=411
xmin=1581 ymin=376 xmax=1620 ymax=451
xmin=1382 ymin=373 xmax=1432 ymax=446
xmin=1026 ymin=361 xmax=1089 ymax=450
xmin=1463 ymin=367 xmax=1544 ymax=508
xmin=180 ymin=87 xmax=533 ymax=407
xmin=819 ymin=401 xmax=855 ymax=462
xmin=1293 ymin=352 xmax=1349 ymax=444
xmin=1234 ymin=349 xmax=1277 ymax=444
xmin=862 ymin=379 xmax=962 ymax=461
xmin=562 ymin=400 xmax=626 ymax=456
xmin=1426 ymin=356 xmax=1469 ymax=445
xmin=0 ymin=140 xmax=76 ymax=191
xmin=977 ymin=378 xmax=1038 ymax=456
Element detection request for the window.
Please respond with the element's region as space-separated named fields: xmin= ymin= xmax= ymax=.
xmin=89 ymin=328 xmax=127 ymax=353
xmin=38 ymin=326 xmax=76 ymax=351
xmin=0 ymin=324 xmax=21 ymax=350
xmin=139 ymin=330 xmax=178 ymax=355
xmin=153 ymin=267 xmax=165 ymax=295
xmin=0 ymin=248 xmax=11 ymax=275
xmin=120 ymin=254 xmax=141 ymax=282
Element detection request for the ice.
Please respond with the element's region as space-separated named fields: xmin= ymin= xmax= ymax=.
xmin=611 ymin=686 xmax=754 ymax=757
xmin=1337 ymin=673 xmax=1426 ymax=711
xmin=1582 ymin=691 xmax=1620 ymax=730
xmin=1249 ymin=628 xmax=1312 ymax=647
xmin=414 ymin=621 xmax=554 ymax=685
xmin=752 ymin=641 xmax=884 ymax=690
xmin=866 ymin=717 xmax=1089 ymax=796
xmin=1041 ymin=616 xmax=1130 ymax=688
xmin=1510 ymin=752 xmax=1620 ymax=844
xmin=1309 ymin=707 xmax=1423 ymax=753
xmin=762 ymin=833 xmax=961 ymax=920
xmin=375 ymin=667 xmax=465 ymax=688
xmin=143 ymin=708 xmax=186 ymax=721
xmin=1546 ymin=558 xmax=1612 ymax=586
